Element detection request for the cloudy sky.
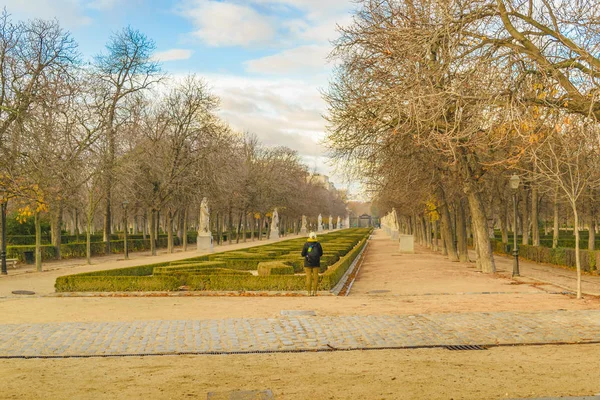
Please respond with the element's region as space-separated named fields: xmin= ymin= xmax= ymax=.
xmin=0 ymin=0 xmax=358 ymax=193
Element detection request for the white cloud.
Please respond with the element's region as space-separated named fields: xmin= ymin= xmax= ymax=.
xmin=0 ymin=0 xmax=92 ymax=27
xmin=203 ymin=74 xmax=326 ymax=155
xmin=86 ymin=0 xmax=120 ymax=10
xmin=0 ymin=0 xmax=126 ymax=27
xmin=178 ymin=0 xmax=275 ymax=47
xmin=152 ymin=48 xmax=193 ymax=62
xmin=244 ymin=44 xmax=330 ymax=75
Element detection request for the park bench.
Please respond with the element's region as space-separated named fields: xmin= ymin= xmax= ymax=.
xmin=5 ymin=258 xmax=18 ymax=269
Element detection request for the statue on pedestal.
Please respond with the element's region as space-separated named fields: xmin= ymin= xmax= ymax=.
xmin=328 ymin=215 xmax=333 ymax=230
xmin=270 ymin=208 xmax=280 ymax=240
xmin=197 ymin=197 xmax=213 ymax=252
xmin=300 ymin=215 xmax=308 ymax=235
xmin=318 ymin=214 xmax=323 ymax=232
xmin=336 ymin=216 xmax=341 ymax=230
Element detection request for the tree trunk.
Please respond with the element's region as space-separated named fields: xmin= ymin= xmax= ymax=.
xmin=243 ymin=212 xmax=248 ymax=243
xmin=420 ymin=215 xmax=427 ymax=245
xmin=251 ymin=214 xmax=255 ymax=241
xmin=573 ymin=205 xmax=582 ymax=299
xmin=51 ymin=201 xmax=63 ymax=260
xmin=228 ymin=207 xmax=233 ymax=245
xmin=433 ymin=220 xmax=439 ymax=251
xmin=436 ymin=187 xmax=458 ymax=261
xmin=521 ymin=189 xmax=530 ymax=246
xmin=258 ymin=216 xmax=263 ymax=241
xmin=440 ymin=228 xmax=448 ymax=256
xmin=236 ymin=212 xmax=243 ymax=244
xmin=167 ymin=209 xmax=174 ymax=254
xmin=104 ymin=189 xmax=111 ymax=255
xmin=500 ymin=201 xmax=509 ymax=244
xmin=182 ymin=208 xmax=188 ymax=251
xmin=149 ymin=209 xmax=157 ymax=256
xmin=456 ymin=199 xmax=469 ymax=263
xmin=466 ymin=187 xmax=496 ymax=273
xmin=532 ymin=187 xmax=540 ymax=246
xmin=425 ymin=216 xmax=432 ymax=248
xmin=553 ymin=191 xmax=559 ymax=249
xmin=588 ymin=194 xmax=595 ymax=251
xmin=35 ymin=210 xmax=42 ymax=272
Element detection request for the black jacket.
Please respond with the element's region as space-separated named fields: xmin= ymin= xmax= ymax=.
xmin=302 ymin=241 xmax=323 ymax=267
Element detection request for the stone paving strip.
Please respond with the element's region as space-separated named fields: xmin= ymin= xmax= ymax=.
xmin=1 ymin=310 xmax=599 ymax=358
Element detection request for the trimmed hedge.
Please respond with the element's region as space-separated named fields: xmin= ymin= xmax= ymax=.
xmin=55 ymin=228 xmax=373 ymax=292
xmin=55 ymin=276 xmax=180 ymax=292
xmin=489 ymin=239 xmax=598 ymax=273
xmin=153 ymin=261 xmax=227 ymax=275
xmin=8 ymin=237 xmax=181 ymax=263
xmin=257 ymin=261 xmax=295 ymax=276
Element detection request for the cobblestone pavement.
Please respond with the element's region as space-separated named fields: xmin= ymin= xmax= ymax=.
xmin=1 ymin=310 xmax=600 ymax=358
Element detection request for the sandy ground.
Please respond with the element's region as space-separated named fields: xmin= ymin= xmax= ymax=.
xmin=1 ymin=230 xmax=600 ymax=399
xmin=2 ymin=345 xmax=600 ymax=399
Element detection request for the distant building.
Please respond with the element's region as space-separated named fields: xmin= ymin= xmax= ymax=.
xmin=307 ymin=173 xmax=336 ymax=191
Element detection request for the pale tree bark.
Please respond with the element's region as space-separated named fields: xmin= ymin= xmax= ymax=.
xmin=167 ymin=209 xmax=173 ymax=254
xmin=466 ymin=187 xmax=496 ymax=273
xmin=436 ymin=188 xmax=458 ymax=262
xmin=35 ymin=211 xmax=42 ymax=272
xmin=423 ymin=215 xmax=433 ymax=249
xmin=500 ymin=201 xmax=509 ymax=244
xmin=432 ymin=220 xmax=439 ymax=251
xmin=588 ymin=194 xmax=595 ymax=251
xmin=573 ymin=207 xmax=582 ymax=299
xmin=521 ymin=189 xmax=530 ymax=246
xmin=532 ymin=187 xmax=540 ymax=246
xmin=182 ymin=208 xmax=188 ymax=252
xmin=553 ymin=191 xmax=560 ymax=249
xmin=149 ymin=209 xmax=157 ymax=256
xmin=456 ymin=199 xmax=469 ymax=263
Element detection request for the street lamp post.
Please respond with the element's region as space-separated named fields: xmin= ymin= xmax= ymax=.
xmin=1 ymin=188 xmax=7 ymax=275
xmin=122 ymin=201 xmax=129 ymax=260
xmin=510 ymin=174 xmax=521 ymax=277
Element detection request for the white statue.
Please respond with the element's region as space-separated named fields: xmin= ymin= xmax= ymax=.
xmin=328 ymin=215 xmax=333 ymax=230
xmin=270 ymin=208 xmax=280 ymax=240
xmin=318 ymin=214 xmax=323 ymax=232
xmin=199 ymin=197 xmax=210 ymax=235
xmin=300 ymin=215 xmax=308 ymax=235
xmin=337 ymin=216 xmax=341 ymax=230
xmin=197 ymin=197 xmax=213 ymax=252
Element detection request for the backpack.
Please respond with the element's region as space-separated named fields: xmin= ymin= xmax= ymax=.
xmin=306 ymin=243 xmax=320 ymax=264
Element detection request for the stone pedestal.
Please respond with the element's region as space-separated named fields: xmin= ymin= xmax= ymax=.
xmin=398 ymin=234 xmax=414 ymax=253
xmin=270 ymin=229 xmax=280 ymax=240
xmin=300 ymin=227 xmax=308 ymax=236
xmin=197 ymin=234 xmax=213 ymax=253
xmin=391 ymin=229 xmax=399 ymax=241
xmin=318 ymin=224 xmax=323 ymax=232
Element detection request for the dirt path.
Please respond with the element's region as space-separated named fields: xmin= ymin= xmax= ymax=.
xmin=3 ymin=345 xmax=600 ymax=399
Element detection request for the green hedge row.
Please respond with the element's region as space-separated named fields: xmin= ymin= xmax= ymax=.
xmin=257 ymin=261 xmax=295 ymax=276
xmin=8 ymin=237 xmax=181 ymax=262
xmin=54 ymin=228 xmax=373 ymax=292
xmin=490 ymin=240 xmax=599 ymax=272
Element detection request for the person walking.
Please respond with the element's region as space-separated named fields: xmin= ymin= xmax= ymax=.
xmin=301 ymin=232 xmax=323 ymax=296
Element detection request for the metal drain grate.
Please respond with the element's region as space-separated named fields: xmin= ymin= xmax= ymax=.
xmin=445 ymin=345 xmax=487 ymax=351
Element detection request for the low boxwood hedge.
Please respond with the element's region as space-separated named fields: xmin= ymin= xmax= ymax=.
xmin=55 ymin=228 xmax=373 ymax=292
xmin=55 ymin=276 xmax=180 ymax=292
xmin=153 ymin=261 xmax=227 ymax=275
xmin=257 ymin=261 xmax=295 ymax=276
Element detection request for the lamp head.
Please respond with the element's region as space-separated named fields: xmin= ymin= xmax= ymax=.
xmin=122 ymin=200 xmax=129 ymax=208
xmin=509 ymin=174 xmax=521 ymax=190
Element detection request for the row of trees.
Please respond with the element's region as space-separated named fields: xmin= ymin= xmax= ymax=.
xmin=325 ymin=0 xmax=600 ymax=298
xmin=0 ymin=11 xmax=346 ymax=270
